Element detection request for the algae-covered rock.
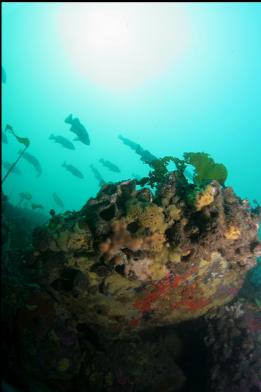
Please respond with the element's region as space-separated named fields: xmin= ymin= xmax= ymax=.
xmin=25 ymin=174 xmax=261 ymax=336
xmin=194 ymin=184 xmax=215 ymax=211
xmin=224 ymin=225 xmax=241 ymax=240
xmin=2 ymin=168 xmax=261 ymax=392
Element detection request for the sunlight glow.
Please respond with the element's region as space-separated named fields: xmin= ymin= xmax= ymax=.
xmin=57 ymin=3 xmax=190 ymax=91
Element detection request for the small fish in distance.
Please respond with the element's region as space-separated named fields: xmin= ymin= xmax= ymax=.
xmin=19 ymin=192 xmax=32 ymax=200
xmin=99 ymin=158 xmax=121 ymax=173
xmin=2 ymin=161 xmax=22 ymax=175
xmin=52 ymin=192 xmax=64 ymax=209
xmin=62 ymin=162 xmax=84 ymax=179
xmin=49 ymin=134 xmax=75 ymax=150
xmin=18 ymin=150 xmax=42 ymax=177
xmin=118 ymin=134 xmax=157 ymax=165
xmin=31 ymin=203 xmax=44 ymax=210
xmin=90 ymin=164 xmax=106 ymax=187
xmin=65 ymin=114 xmax=90 ymax=145
xmin=18 ymin=192 xmax=32 ymax=206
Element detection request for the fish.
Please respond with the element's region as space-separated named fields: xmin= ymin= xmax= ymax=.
xmin=2 ymin=161 xmax=22 ymax=175
xmin=2 ymin=67 xmax=6 ymax=83
xmin=90 ymin=164 xmax=106 ymax=186
xmin=65 ymin=114 xmax=90 ymax=145
xmin=62 ymin=162 xmax=84 ymax=179
xmin=31 ymin=203 xmax=44 ymax=210
xmin=99 ymin=158 xmax=121 ymax=173
xmin=19 ymin=192 xmax=32 ymax=200
xmin=18 ymin=192 xmax=32 ymax=206
xmin=2 ymin=131 xmax=8 ymax=144
xmin=52 ymin=192 xmax=64 ymax=208
xmin=118 ymin=134 xmax=157 ymax=165
xmin=49 ymin=134 xmax=75 ymax=150
xmin=6 ymin=124 xmax=30 ymax=147
xmin=18 ymin=150 xmax=42 ymax=177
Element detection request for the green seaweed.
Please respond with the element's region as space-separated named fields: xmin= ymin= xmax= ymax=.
xmin=138 ymin=156 xmax=184 ymax=189
xmin=183 ymin=152 xmax=228 ymax=185
xmin=136 ymin=149 xmax=228 ymax=191
xmin=119 ymin=134 xmax=228 ymax=188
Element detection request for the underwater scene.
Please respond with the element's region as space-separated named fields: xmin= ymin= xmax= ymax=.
xmin=2 ymin=2 xmax=261 ymax=392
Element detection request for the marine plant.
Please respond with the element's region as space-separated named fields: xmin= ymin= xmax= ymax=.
xmin=2 ymin=125 xmax=30 ymax=184
xmin=137 ymin=152 xmax=228 ymax=192
xmin=183 ymin=152 xmax=228 ymax=186
xmin=137 ymin=156 xmax=178 ymax=188
xmin=119 ymin=134 xmax=228 ymax=190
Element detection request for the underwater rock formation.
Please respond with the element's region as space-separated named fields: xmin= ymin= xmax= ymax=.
xmin=204 ymin=300 xmax=261 ymax=392
xmin=26 ymin=172 xmax=260 ymax=336
xmin=2 ymin=170 xmax=261 ymax=390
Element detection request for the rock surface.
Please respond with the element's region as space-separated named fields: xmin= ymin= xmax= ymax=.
xmin=205 ymin=300 xmax=261 ymax=392
xmin=27 ymin=174 xmax=261 ymax=335
xmin=2 ymin=172 xmax=261 ymax=391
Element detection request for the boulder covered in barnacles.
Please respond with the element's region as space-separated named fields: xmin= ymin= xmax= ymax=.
xmin=28 ymin=173 xmax=261 ymax=336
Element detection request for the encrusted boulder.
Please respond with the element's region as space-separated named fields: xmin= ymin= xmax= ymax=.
xmin=27 ymin=175 xmax=261 ymax=336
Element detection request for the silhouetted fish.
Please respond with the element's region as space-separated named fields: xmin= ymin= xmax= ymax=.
xmin=2 ymin=161 xmax=22 ymax=175
xmin=2 ymin=67 xmax=6 ymax=83
xmin=49 ymin=134 xmax=75 ymax=150
xmin=65 ymin=114 xmax=90 ymax=145
xmin=99 ymin=158 xmax=121 ymax=173
xmin=2 ymin=131 xmax=8 ymax=144
xmin=18 ymin=192 xmax=32 ymax=206
xmin=118 ymin=134 xmax=157 ymax=165
xmin=31 ymin=203 xmax=44 ymax=210
xmin=52 ymin=192 xmax=64 ymax=208
xmin=90 ymin=164 xmax=105 ymax=186
xmin=18 ymin=150 xmax=42 ymax=177
xmin=62 ymin=162 xmax=84 ymax=179
xmin=19 ymin=192 xmax=32 ymax=200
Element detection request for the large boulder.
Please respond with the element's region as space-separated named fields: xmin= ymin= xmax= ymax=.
xmin=28 ymin=174 xmax=260 ymax=336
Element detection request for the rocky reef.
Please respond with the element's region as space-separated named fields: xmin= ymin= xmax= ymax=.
xmin=27 ymin=173 xmax=260 ymax=335
xmin=2 ymin=166 xmax=261 ymax=391
xmin=204 ymin=299 xmax=261 ymax=392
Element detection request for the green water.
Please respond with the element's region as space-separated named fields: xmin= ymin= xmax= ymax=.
xmin=2 ymin=2 xmax=261 ymax=213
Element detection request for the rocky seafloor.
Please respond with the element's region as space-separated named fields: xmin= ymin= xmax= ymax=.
xmin=2 ymin=172 xmax=261 ymax=392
